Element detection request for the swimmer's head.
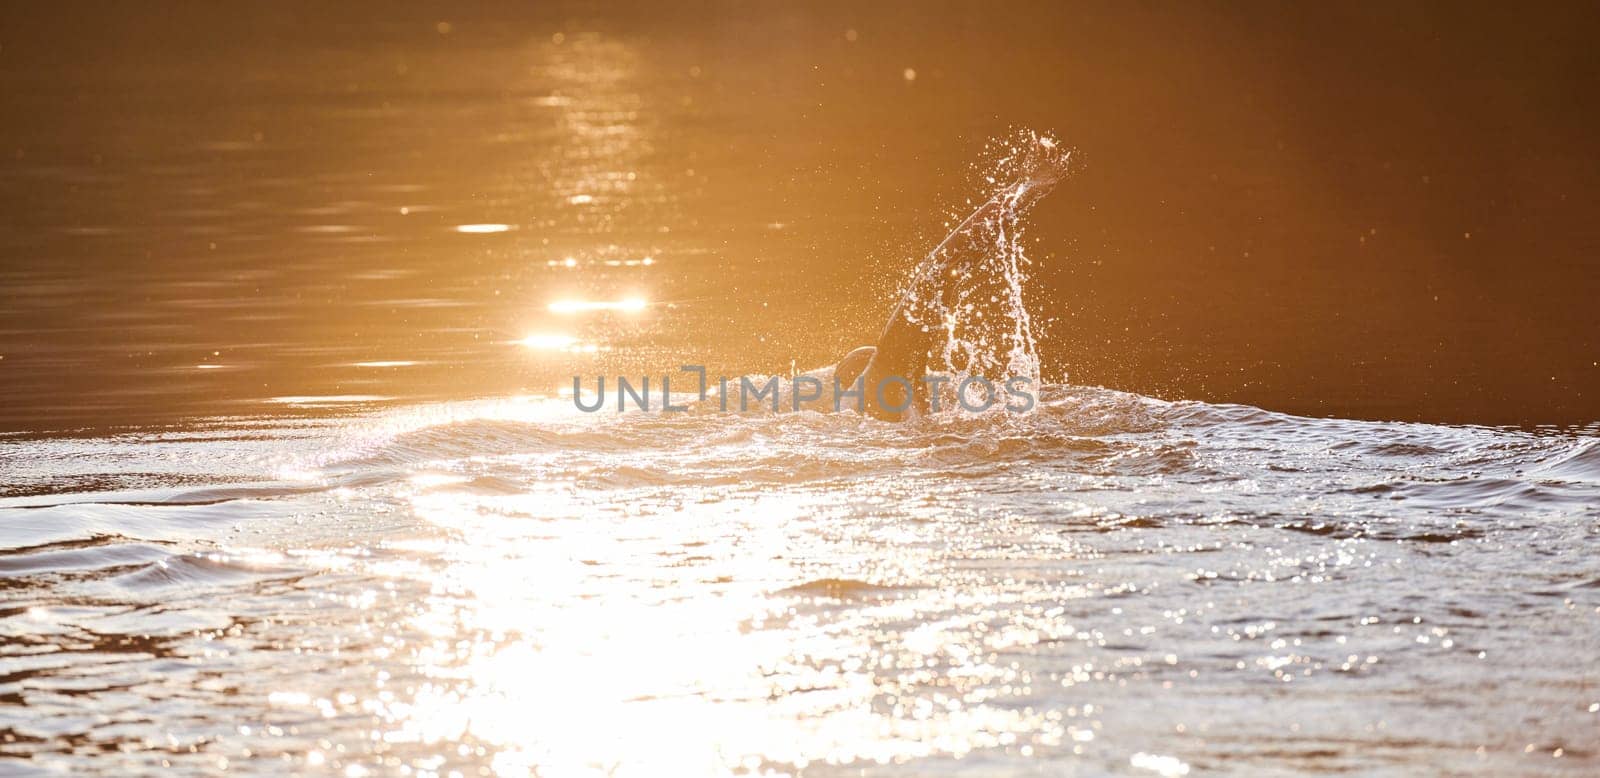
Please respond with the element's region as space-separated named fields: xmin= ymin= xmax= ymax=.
xmin=835 ymin=346 xmax=876 ymax=388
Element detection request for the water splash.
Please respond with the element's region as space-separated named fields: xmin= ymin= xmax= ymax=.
xmin=898 ymin=130 xmax=1071 ymax=400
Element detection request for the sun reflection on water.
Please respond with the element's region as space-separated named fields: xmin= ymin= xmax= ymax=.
xmin=516 ymin=333 xmax=578 ymax=350
xmin=345 ymin=479 xmax=1070 ymax=776
xmin=455 ymin=223 xmax=513 ymax=234
xmin=517 ymin=333 xmax=603 ymax=353
xmin=133 ymin=27 xmax=1077 ymax=777
xmin=547 ymin=298 xmax=648 ymax=314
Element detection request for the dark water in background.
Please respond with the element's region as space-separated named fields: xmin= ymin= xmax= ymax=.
xmin=1 ymin=1 xmax=1599 ymax=433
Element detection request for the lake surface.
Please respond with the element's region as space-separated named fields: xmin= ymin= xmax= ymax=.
xmin=3 ymin=3 xmax=1599 ymax=431
xmin=3 ymin=389 xmax=1599 ymax=775
xmin=2 ymin=3 xmax=1599 ymax=776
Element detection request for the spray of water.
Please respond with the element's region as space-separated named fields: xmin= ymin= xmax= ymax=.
xmin=896 ymin=130 xmax=1071 ymax=405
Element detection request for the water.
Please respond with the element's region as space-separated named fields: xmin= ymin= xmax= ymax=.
xmin=3 ymin=390 xmax=1599 ymax=775
xmin=4 ymin=5 xmax=1600 ymax=776
xmin=5 ymin=4 xmax=1598 ymax=432
xmin=908 ymin=130 xmax=1068 ymax=388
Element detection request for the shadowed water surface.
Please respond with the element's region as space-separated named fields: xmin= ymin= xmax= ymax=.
xmin=4 ymin=2 xmax=1600 ymax=430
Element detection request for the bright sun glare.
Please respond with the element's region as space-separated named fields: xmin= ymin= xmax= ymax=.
xmin=548 ymin=298 xmax=648 ymax=314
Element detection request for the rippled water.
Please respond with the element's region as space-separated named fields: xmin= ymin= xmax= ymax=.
xmin=5 ymin=5 xmax=1600 ymax=775
xmin=3 ymin=390 xmax=1598 ymax=775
